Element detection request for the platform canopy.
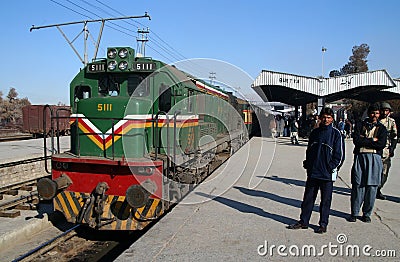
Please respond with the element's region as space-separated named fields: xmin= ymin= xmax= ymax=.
xmin=252 ymin=70 xmax=399 ymax=106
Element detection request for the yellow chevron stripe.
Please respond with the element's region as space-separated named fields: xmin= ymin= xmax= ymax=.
xmin=57 ymin=194 xmax=72 ymax=220
xmin=102 ymin=195 xmax=113 ymax=220
xmin=147 ymin=199 xmax=161 ymax=218
xmin=110 ymin=196 xmax=126 ymax=230
xmin=78 ymin=122 xmax=104 ymax=149
xmin=120 ymin=215 xmax=128 ymax=230
xmin=65 ymin=192 xmax=79 ymax=216
xmin=76 ymin=118 xmax=198 ymax=150
xmin=54 ymin=197 xmax=61 ymax=211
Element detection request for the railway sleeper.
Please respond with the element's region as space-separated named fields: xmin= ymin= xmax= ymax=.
xmin=4 ymin=190 xmax=19 ymax=196
xmin=15 ymin=203 xmax=37 ymax=210
xmin=0 ymin=210 xmax=21 ymax=218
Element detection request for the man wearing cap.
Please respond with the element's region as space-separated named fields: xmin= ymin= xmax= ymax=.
xmin=348 ymin=103 xmax=387 ymax=223
xmin=377 ymin=102 xmax=397 ymax=200
xmin=288 ymin=107 xmax=344 ymax=233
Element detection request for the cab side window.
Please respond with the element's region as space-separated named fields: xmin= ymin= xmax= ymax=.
xmin=128 ymin=74 xmax=150 ymax=97
xmin=159 ymin=83 xmax=171 ymax=112
xmin=74 ymin=85 xmax=91 ymax=100
xmin=188 ymin=90 xmax=194 ymax=112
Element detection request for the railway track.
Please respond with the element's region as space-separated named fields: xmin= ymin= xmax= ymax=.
xmin=13 ymin=225 xmax=82 ymax=262
xmin=0 ymin=178 xmax=43 ymax=217
xmin=12 ymin=224 xmax=142 ymax=262
xmin=0 ymin=156 xmax=50 ymax=169
xmin=0 ymin=134 xmax=33 ymax=142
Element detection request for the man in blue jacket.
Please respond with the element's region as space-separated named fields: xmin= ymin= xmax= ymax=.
xmin=288 ymin=107 xmax=345 ymax=233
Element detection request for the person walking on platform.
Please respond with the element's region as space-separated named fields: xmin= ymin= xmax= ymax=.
xmin=377 ymin=102 xmax=397 ymax=200
xmin=276 ymin=115 xmax=285 ymax=137
xmin=348 ymin=104 xmax=387 ymax=223
xmin=338 ymin=118 xmax=345 ymax=137
xmin=269 ymin=116 xmax=277 ymax=138
xmin=344 ymin=119 xmax=353 ymax=139
xmin=289 ymin=117 xmax=299 ymax=145
xmin=288 ymin=107 xmax=344 ymax=233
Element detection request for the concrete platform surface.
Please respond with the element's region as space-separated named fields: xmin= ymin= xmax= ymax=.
xmin=0 ymin=136 xmax=70 ymax=164
xmin=116 ymin=137 xmax=400 ymax=262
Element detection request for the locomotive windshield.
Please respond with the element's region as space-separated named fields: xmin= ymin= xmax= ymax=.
xmin=128 ymin=73 xmax=151 ymax=97
xmin=98 ymin=74 xmax=121 ymax=96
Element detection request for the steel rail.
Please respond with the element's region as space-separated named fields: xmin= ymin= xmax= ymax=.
xmin=0 ymin=156 xmax=50 ymax=169
xmin=0 ymin=191 xmax=39 ymax=210
xmin=0 ymin=178 xmax=40 ymax=194
xmin=12 ymin=224 xmax=80 ymax=262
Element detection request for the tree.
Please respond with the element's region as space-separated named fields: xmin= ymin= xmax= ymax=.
xmin=340 ymin=63 xmax=357 ymax=75
xmin=329 ymin=70 xmax=341 ymax=77
xmin=349 ymin=43 xmax=370 ymax=73
xmin=7 ymin=87 xmax=18 ymax=102
xmin=0 ymin=87 xmax=31 ymax=126
xmin=330 ymin=44 xmax=370 ymax=77
xmin=340 ymin=44 xmax=370 ymax=75
xmin=328 ymin=44 xmax=371 ymax=122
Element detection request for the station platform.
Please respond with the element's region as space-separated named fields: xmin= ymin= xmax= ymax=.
xmin=116 ymin=137 xmax=400 ymax=261
xmin=0 ymin=136 xmax=70 ymax=164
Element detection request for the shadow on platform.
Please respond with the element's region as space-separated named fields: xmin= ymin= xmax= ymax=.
xmin=385 ymin=195 xmax=400 ymax=203
xmin=262 ymin=175 xmax=400 ymax=203
xmin=260 ymin=175 xmax=352 ymax=196
xmin=233 ymin=186 xmax=349 ymax=220
xmin=273 ymin=139 xmax=307 ymax=147
xmin=195 ymin=191 xmax=297 ymax=226
xmin=196 ymin=184 xmax=350 ymax=228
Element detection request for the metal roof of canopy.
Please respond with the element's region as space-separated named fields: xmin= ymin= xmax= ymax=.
xmin=252 ymin=69 xmax=398 ymax=105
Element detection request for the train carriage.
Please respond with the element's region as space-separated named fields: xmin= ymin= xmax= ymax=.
xmin=38 ymin=46 xmax=251 ymax=230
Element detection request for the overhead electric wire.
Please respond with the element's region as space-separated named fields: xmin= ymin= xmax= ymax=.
xmin=86 ymin=0 xmax=210 ymax=77
xmin=50 ymin=0 xmax=136 ymax=38
xmin=50 ymin=0 xmax=91 ymax=19
xmin=75 ymin=0 xmax=187 ymax=64
xmin=89 ymin=0 xmax=207 ymax=76
xmin=51 ymin=0 xmax=211 ymax=78
xmin=93 ymin=0 xmax=189 ymax=61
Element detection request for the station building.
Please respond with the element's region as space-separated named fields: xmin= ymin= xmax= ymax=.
xmin=251 ymin=69 xmax=400 ymax=119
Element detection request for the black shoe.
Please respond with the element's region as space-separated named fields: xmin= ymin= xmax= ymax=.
xmin=347 ymin=215 xmax=357 ymax=222
xmin=315 ymin=226 xmax=327 ymax=234
xmin=287 ymin=222 xmax=308 ymax=229
xmin=376 ymin=191 xmax=386 ymax=200
xmin=361 ymin=216 xmax=371 ymax=223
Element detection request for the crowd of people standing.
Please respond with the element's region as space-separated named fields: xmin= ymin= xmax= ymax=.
xmin=284 ymin=102 xmax=397 ymax=233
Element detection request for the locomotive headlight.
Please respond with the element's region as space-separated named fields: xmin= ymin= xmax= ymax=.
xmin=118 ymin=48 xmax=128 ymax=58
xmin=107 ymin=60 xmax=117 ymax=71
xmin=107 ymin=48 xmax=117 ymax=59
xmin=136 ymin=166 xmax=154 ymax=175
xmin=118 ymin=61 xmax=128 ymax=71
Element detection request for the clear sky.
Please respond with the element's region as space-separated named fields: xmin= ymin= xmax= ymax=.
xmin=0 ymin=0 xmax=399 ymax=105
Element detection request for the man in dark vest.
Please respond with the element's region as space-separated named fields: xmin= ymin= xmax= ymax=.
xmin=348 ymin=103 xmax=387 ymax=223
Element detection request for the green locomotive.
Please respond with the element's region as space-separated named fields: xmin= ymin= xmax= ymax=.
xmin=38 ymin=46 xmax=252 ymax=230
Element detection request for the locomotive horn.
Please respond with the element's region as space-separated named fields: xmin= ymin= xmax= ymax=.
xmin=37 ymin=174 xmax=72 ymax=200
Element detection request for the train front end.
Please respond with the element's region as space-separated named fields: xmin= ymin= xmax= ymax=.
xmin=38 ymin=47 xmax=166 ymax=230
